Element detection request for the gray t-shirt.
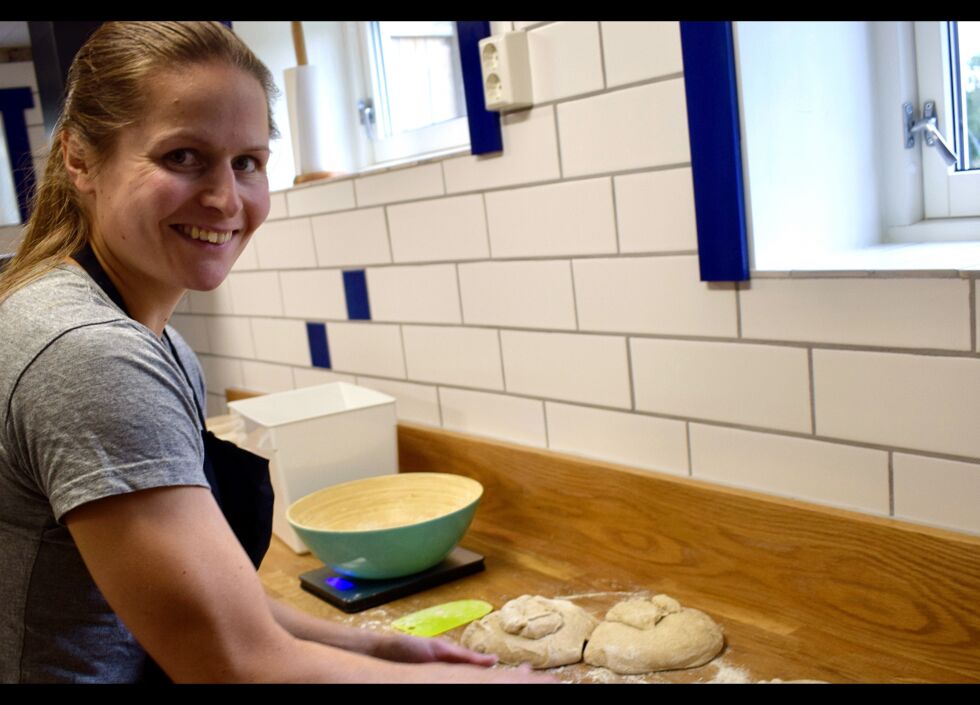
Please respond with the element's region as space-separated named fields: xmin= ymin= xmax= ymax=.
xmin=0 ymin=264 xmax=210 ymax=683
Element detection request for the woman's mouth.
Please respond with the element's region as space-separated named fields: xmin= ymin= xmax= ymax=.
xmin=173 ymin=224 xmax=236 ymax=244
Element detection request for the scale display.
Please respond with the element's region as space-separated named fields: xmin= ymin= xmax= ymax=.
xmin=299 ymin=546 xmax=485 ymax=613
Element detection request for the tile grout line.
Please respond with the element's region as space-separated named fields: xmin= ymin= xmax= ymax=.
xmin=454 ymin=263 xmax=466 ymax=325
xmin=497 ymin=329 xmax=508 ymax=392
xmin=685 ymin=421 xmax=693 ymax=477
xmin=569 ymin=260 xmax=581 ymax=331
xmin=808 ymin=347 xmax=817 ymax=436
xmin=542 ymin=400 xmax=551 ymax=449
xmin=396 ymin=323 xmax=409 ymax=381
xmin=596 ymin=21 xmax=609 ymax=90
xmin=440 ymin=160 xmax=448 ymax=196
xmin=381 ymin=206 xmax=395 ymax=264
xmin=734 ymin=281 xmax=743 ymax=338
xmin=608 ymin=176 xmax=623 ymax=255
xmin=970 ymin=277 xmax=977 ymax=352
xmin=625 ymin=337 xmax=637 ymax=411
xmin=552 ymin=105 xmax=565 ymax=180
xmin=888 ymin=451 xmax=895 ymax=516
xmin=480 ymin=192 xmax=493 ymax=258
xmin=194 ymin=354 xmax=980 ymax=468
xmin=435 ymin=385 xmax=445 ymax=428
xmin=187 ymin=310 xmax=980 ymax=359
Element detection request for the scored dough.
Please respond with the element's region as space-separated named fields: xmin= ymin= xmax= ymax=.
xmin=461 ymin=595 xmax=599 ymax=669
xmin=584 ymin=594 xmax=724 ymax=674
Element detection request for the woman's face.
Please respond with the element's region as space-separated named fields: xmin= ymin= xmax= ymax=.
xmin=79 ymin=61 xmax=271 ymax=296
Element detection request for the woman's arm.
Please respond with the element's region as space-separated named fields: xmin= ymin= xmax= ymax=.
xmin=65 ymin=486 xmax=551 ymax=683
xmin=266 ymin=597 xmax=498 ymax=666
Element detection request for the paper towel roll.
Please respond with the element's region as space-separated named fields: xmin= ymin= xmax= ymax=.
xmin=284 ymin=64 xmax=330 ymax=177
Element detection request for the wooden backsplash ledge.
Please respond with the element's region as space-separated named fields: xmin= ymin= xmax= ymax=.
xmin=397 ymin=422 xmax=980 ymax=681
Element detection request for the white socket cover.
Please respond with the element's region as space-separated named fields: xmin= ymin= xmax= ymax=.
xmin=478 ymin=32 xmax=533 ymax=111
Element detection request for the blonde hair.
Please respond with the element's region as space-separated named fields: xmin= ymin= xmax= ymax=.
xmin=0 ymin=21 xmax=278 ymax=303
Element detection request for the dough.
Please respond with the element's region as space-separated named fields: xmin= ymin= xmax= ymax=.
xmin=461 ymin=595 xmax=599 ymax=669
xmin=584 ymin=594 xmax=724 ymax=674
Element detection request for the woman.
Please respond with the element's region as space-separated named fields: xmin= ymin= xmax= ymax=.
xmin=0 ymin=22 xmax=548 ymax=683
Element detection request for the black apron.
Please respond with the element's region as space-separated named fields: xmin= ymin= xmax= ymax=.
xmin=73 ymin=244 xmax=275 ymax=683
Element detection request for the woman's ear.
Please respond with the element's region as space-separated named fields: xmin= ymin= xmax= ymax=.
xmin=62 ymin=132 xmax=95 ymax=194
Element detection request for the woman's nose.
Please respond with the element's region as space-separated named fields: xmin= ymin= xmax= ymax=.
xmin=200 ymin=164 xmax=242 ymax=216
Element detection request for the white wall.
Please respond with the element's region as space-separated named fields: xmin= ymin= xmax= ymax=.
xmin=170 ymin=21 xmax=980 ymax=538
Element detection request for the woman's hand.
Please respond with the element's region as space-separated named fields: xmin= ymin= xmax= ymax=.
xmin=366 ymin=630 xmax=497 ymax=666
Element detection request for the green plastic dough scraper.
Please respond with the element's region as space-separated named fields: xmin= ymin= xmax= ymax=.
xmin=391 ymin=599 xmax=494 ymax=637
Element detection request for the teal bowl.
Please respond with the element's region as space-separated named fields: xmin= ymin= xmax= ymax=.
xmin=287 ymin=472 xmax=483 ymax=579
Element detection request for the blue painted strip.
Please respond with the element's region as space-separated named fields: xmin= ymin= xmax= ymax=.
xmin=306 ymin=322 xmax=331 ymax=369
xmin=679 ymin=22 xmax=749 ymax=282
xmin=342 ymin=270 xmax=371 ymax=321
xmin=0 ymin=87 xmax=37 ymax=223
xmin=456 ymin=21 xmax=503 ymax=156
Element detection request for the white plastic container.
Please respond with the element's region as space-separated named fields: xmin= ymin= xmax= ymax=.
xmin=228 ymin=382 xmax=398 ymax=553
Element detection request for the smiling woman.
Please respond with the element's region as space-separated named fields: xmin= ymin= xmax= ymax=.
xmin=0 ymin=22 xmax=548 ymax=684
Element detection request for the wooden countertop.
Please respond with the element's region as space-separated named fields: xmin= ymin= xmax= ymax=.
xmin=258 ymin=423 xmax=980 ymax=684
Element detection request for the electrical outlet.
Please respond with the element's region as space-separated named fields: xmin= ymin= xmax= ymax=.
xmin=477 ymin=32 xmax=532 ymax=112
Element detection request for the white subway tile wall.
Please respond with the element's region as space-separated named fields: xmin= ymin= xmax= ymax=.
xmin=527 ymin=22 xmax=605 ymax=104
xmin=327 ymin=323 xmax=406 ymax=379
xmin=440 ymin=387 xmax=547 ymax=448
xmin=241 ymin=360 xmax=295 ymax=393
xmin=502 ymin=331 xmax=631 ymax=408
xmin=689 ymin=424 xmax=890 ymax=514
xmin=813 ymin=349 xmax=980 ymax=459
xmin=253 ymin=218 xmax=317 ymax=270
xmin=163 ymin=23 xmax=980 ymax=537
xmin=355 ymin=376 xmax=442 ymax=426
xmin=251 ymin=318 xmax=312 ymax=367
xmin=227 ymin=272 xmax=283 ymax=317
xmin=387 ymin=195 xmax=489 ymax=263
xmin=546 ymin=402 xmax=689 ymax=476
xmin=198 ymin=355 xmax=245 ymax=394
xmin=403 ymin=326 xmax=504 ymax=390
xmin=558 ymin=79 xmax=690 ymax=177
xmin=285 ymin=180 xmax=356 ymax=217
xmin=740 ymin=278 xmax=971 ymax=350
xmin=312 ymin=208 xmax=392 ymax=267
xmin=367 ymin=265 xmax=462 ymax=324
xmin=600 ymin=22 xmax=684 ymax=87
xmin=354 ymin=163 xmax=445 ymax=207
xmin=574 ymin=256 xmax=738 ymax=337
xmin=631 ymin=339 xmax=812 ymax=433
xmin=280 ymin=270 xmax=347 ymax=320
xmin=615 ymin=168 xmax=698 ymax=253
xmin=459 ymin=260 xmax=577 ymax=329
xmin=293 ymin=368 xmax=356 ymax=388
xmin=232 ymin=239 xmax=259 ymax=271
xmin=206 ymin=316 xmax=255 ymax=358
xmin=442 ymin=106 xmax=561 ymax=193
xmin=893 ymin=454 xmax=980 ymax=533
xmin=268 ymin=192 xmax=288 ymax=220
xmin=484 ymin=178 xmax=617 ymax=258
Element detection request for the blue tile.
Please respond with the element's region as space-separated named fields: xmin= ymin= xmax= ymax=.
xmin=343 ymin=270 xmax=372 ymax=321
xmin=306 ymin=322 xmax=331 ymax=369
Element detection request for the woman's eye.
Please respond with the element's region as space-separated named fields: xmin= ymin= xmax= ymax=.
xmin=164 ymin=149 xmax=199 ymax=168
xmin=232 ymin=155 xmax=260 ymax=173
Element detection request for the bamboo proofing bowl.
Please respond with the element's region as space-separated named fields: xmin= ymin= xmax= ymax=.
xmin=287 ymin=473 xmax=483 ymax=579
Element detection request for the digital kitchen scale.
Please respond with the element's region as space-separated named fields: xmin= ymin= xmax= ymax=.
xmin=299 ymin=547 xmax=485 ymax=613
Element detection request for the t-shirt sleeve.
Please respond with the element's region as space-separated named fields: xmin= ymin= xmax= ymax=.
xmin=7 ymin=321 xmax=209 ymax=522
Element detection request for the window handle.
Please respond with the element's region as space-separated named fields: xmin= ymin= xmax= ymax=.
xmin=358 ymin=98 xmax=377 ymax=142
xmin=904 ymin=101 xmax=958 ymax=167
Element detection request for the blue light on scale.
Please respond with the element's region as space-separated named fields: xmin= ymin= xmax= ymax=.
xmin=326 ymin=576 xmax=356 ymax=591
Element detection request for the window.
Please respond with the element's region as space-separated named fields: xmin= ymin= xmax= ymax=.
xmin=724 ymin=21 xmax=980 ymax=272
xmin=354 ymin=21 xmax=469 ymax=166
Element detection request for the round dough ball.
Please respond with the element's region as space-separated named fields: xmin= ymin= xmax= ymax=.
xmin=584 ymin=595 xmax=724 ymax=674
xmin=461 ymin=595 xmax=599 ymax=669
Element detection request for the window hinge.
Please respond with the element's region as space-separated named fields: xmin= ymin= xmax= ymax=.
xmin=904 ymin=101 xmax=958 ymax=166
